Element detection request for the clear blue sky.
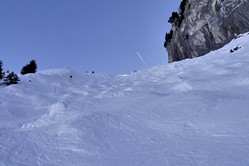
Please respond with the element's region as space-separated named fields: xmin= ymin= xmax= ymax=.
xmin=0 ymin=0 xmax=180 ymax=75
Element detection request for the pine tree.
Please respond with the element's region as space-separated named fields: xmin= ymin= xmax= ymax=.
xmin=179 ymin=0 xmax=188 ymax=15
xmin=0 ymin=60 xmax=4 ymax=80
xmin=21 ymin=60 xmax=37 ymax=75
xmin=168 ymin=12 xmax=179 ymax=24
xmin=3 ymin=71 xmax=20 ymax=86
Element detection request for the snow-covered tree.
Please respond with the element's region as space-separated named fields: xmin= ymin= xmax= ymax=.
xmin=3 ymin=71 xmax=20 ymax=86
xmin=0 ymin=60 xmax=4 ymax=80
xmin=21 ymin=60 xmax=37 ymax=75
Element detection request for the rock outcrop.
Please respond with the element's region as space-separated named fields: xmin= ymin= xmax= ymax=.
xmin=165 ymin=0 xmax=249 ymax=63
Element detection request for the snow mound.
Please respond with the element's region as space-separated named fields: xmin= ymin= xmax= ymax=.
xmin=21 ymin=101 xmax=67 ymax=129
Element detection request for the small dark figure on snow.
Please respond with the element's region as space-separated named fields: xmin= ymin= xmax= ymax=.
xmin=70 ymin=75 xmax=72 ymax=83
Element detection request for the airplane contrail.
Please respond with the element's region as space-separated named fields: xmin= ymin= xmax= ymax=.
xmin=136 ymin=51 xmax=147 ymax=66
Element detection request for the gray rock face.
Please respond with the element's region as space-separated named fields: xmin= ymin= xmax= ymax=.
xmin=165 ymin=0 xmax=249 ymax=63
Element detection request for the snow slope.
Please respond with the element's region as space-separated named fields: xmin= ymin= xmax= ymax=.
xmin=1 ymin=33 xmax=249 ymax=165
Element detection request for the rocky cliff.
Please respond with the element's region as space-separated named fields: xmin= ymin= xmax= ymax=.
xmin=165 ymin=0 xmax=249 ymax=63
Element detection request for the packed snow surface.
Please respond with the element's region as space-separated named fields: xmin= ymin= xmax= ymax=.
xmin=1 ymin=33 xmax=249 ymax=165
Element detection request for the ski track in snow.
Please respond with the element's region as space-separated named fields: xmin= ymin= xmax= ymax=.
xmin=1 ymin=33 xmax=249 ymax=165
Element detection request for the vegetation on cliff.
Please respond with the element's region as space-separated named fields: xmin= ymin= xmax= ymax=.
xmin=164 ymin=0 xmax=189 ymax=47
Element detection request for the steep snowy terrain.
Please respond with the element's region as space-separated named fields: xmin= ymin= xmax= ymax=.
xmin=1 ymin=33 xmax=249 ymax=165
